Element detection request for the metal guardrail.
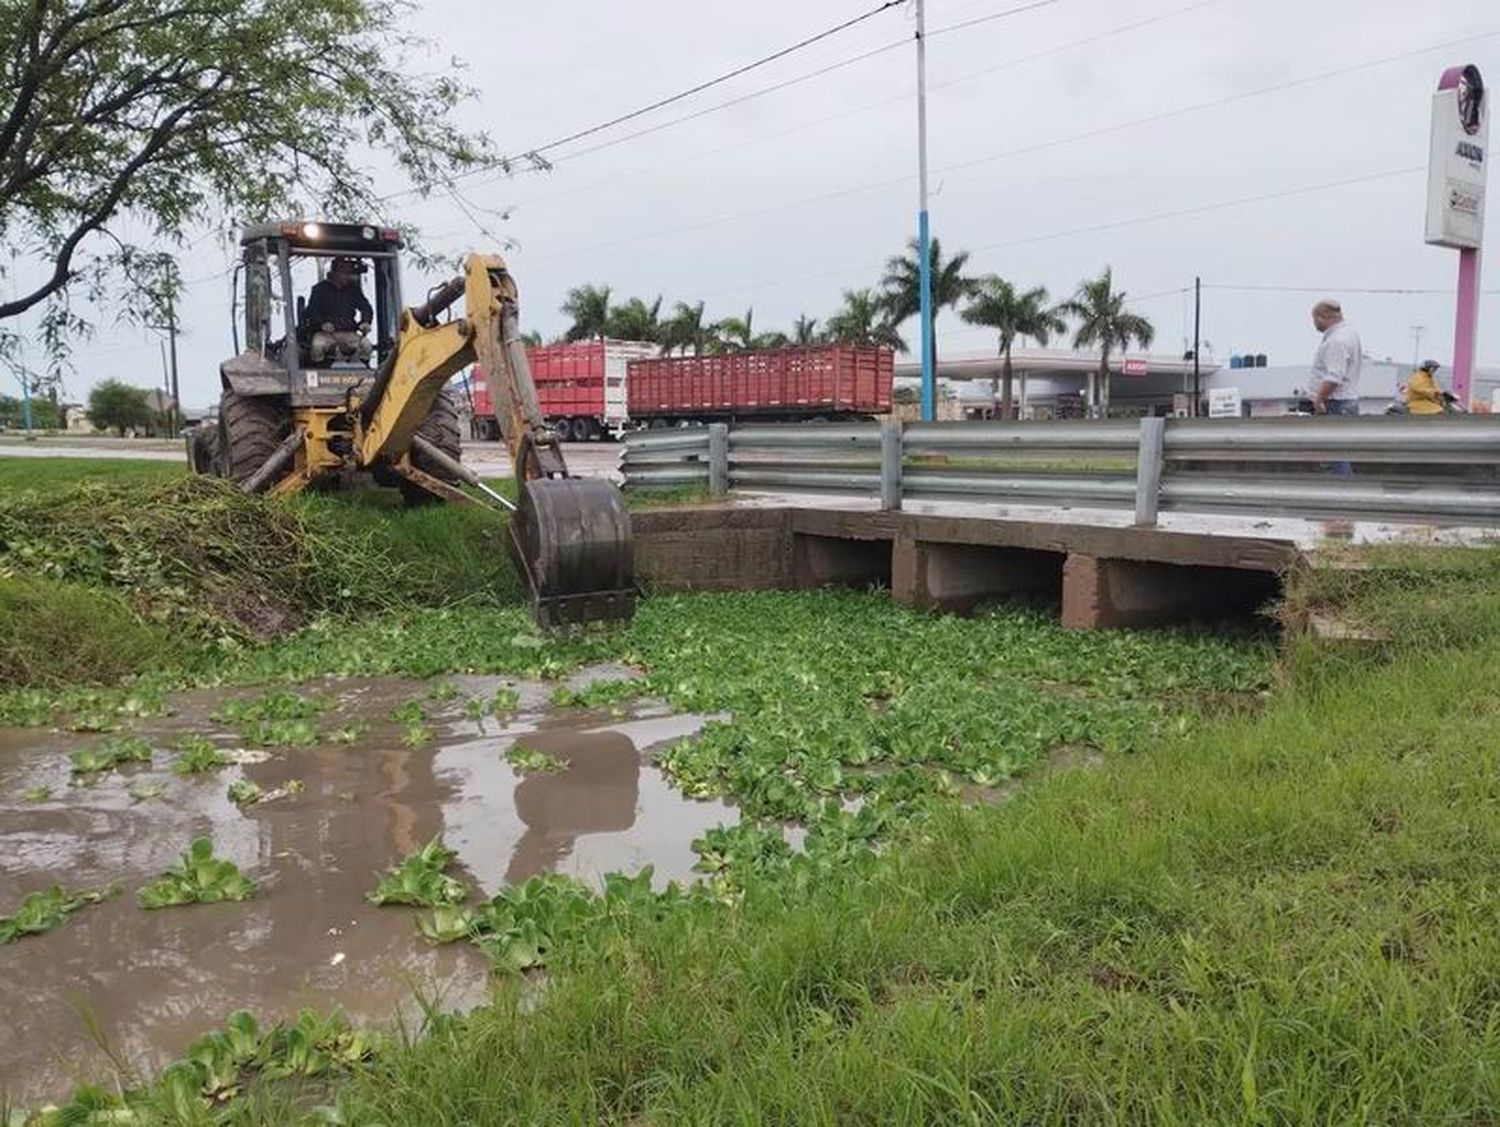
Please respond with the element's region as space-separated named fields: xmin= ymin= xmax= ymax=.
xmin=621 ymin=417 xmax=1500 ymax=527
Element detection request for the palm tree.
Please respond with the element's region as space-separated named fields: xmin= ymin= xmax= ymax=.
xmin=960 ymin=278 xmax=1066 ymax=420
xmin=712 ymin=307 xmax=757 ymax=352
xmin=519 ymin=329 xmax=543 ymax=348
xmin=1057 ymin=267 xmax=1155 ymax=416
xmin=824 ymin=288 xmax=906 ymax=351
xmin=792 ymin=314 xmax=820 ymax=347
xmin=560 ymin=283 xmax=612 ymax=342
xmin=879 ymin=236 xmax=977 ymax=369
xmin=605 ymin=295 xmax=662 ymax=343
xmin=658 ymin=301 xmax=711 ymax=356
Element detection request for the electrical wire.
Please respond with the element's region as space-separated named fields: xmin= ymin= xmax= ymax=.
xmin=379 ymin=0 xmax=912 ymax=205
xmin=695 ymin=165 xmax=1427 ymax=300
xmin=506 ymin=23 xmax=1495 ymax=267
xmin=388 ymin=0 xmax=1062 ymax=209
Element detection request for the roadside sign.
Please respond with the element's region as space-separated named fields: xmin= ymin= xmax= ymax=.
xmin=1121 ymin=357 xmax=1148 ymax=376
xmin=1207 ymin=387 xmax=1242 ymax=418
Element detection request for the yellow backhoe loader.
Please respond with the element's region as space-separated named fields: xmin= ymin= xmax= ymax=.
xmin=187 ymin=220 xmax=634 ymax=628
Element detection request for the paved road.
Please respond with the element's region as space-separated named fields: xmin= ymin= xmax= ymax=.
xmin=0 ymin=436 xmax=623 ymax=479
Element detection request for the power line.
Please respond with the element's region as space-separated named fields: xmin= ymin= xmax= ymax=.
xmin=381 ymin=0 xmax=910 ymax=206
xmin=402 ymin=0 xmax=1216 ymax=224
xmin=392 ymin=0 xmax=1063 ymax=211
xmin=1206 ymin=283 xmax=1500 ymax=296
xmin=696 ymin=165 xmax=1426 ymax=300
xmin=506 ymin=24 xmax=1493 ymax=267
xmin=968 ymin=166 xmax=1424 ymax=254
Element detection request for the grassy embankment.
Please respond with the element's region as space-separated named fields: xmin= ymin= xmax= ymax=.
xmin=3 ymin=457 xmax=1500 ymax=1122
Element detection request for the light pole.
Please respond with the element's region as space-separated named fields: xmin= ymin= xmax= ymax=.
xmin=915 ymin=0 xmax=935 ymax=422
xmin=1410 ymin=325 xmax=1426 ymax=370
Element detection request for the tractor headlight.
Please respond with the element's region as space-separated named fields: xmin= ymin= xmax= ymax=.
xmin=361 ymin=226 xmax=376 ymax=241
xmin=302 ymin=222 xmax=322 ymax=239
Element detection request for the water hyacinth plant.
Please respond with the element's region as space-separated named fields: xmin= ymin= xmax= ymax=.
xmin=138 ymin=838 xmax=255 ymax=908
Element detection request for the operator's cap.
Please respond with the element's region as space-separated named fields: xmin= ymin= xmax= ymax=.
xmin=1420 ymin=358 xmax=1441 ymax=372
xmin=329 ymin=256 xmax=367 ymax=275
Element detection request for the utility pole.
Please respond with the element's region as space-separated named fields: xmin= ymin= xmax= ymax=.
xmin=915 ymin=0 xmax=935 ymax=423
xmin=165 ymin=290 xmax=181 ymax=438
xmin=1192 ymin=276 xmax=1202 ymax=417
xmin=1410 ymin=324 xmax=1427 ymax=369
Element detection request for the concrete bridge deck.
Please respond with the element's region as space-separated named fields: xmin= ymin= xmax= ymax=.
xmin=631 ymin=498 xmax=1488 ymax=629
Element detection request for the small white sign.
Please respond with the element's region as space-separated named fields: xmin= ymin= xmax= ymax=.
xmin=1207 ymin=387 xmax=1242 ymax=418
xmin=1426 ymin=65 xmax=1488 ymax=251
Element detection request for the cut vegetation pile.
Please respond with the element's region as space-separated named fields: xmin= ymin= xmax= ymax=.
xmin=0 ymin=469 xmax=518 ymax=688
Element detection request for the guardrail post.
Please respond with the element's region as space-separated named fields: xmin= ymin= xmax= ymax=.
xmin=880 ymin=417 xmax=903 ymax=511
xmin=1134 ymin=416 xmax=1165 ymax=526
xmin=708 ymin=423 xmax=729 ymax=497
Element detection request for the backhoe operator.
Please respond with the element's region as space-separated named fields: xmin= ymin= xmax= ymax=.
xmin=302 ymin=256 xmax=373 ymax=365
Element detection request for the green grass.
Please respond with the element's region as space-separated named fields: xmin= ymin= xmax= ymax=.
xmin=0 ymin=574 xmax=177 ymax=687
xmin=0 ymin=455 xmax=185 ymax=493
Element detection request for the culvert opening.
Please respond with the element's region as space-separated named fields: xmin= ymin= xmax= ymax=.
xmin=913 ymin=542 xmax=1066 ymax=616
xmin=793 ymin=533 xmax=893 ymax=590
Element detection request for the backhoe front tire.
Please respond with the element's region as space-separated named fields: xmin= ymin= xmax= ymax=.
xmin=218 ymin=390 xmax=286 ymax=485
xmin=401 ymin=388 xmax=463 ymax=505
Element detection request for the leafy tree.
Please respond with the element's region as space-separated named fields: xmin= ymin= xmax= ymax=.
xmin=519 ymin=330 xmax=544 ymax=348
xmin=605 ymin=296 xmax=662 ymax=343
xmin=0 ymin=392 xmax=60 ymax=429
xmin=961 ymin=278 xmax=1066 ymax=420
xmin=1057 ymin=267 xmax=1155 ymax=415
xmin=88 ymin=378 xmax=153 ymax=436
xmin=824 ymin=289 xmax=905 ymax=351
xmin=0 ymin=0 xmax=494 ymax=380
xmin=560 ymin=284 xmax=612 ymax=342
xmin=879 ymin=236 xmax=976 ymax=367
xmin=659 ymin=301 xmax=712 ymax=357
xmin=791 ymin=315 xmax=821 ymax=347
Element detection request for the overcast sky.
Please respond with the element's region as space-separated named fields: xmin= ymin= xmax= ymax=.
xmin=13 ymin=0 xmax=1498 ymax=407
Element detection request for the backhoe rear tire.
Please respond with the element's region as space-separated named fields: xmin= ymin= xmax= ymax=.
xmin=401 ymin=388 xmax=463 ymax=505
xmin=219 ymin=390 xmax=286 ymax=485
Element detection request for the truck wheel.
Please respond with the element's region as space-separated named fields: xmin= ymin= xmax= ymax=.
xmin=585 ymin=418 xmax=602 ymax=441
xmin=570 ymin=417 xmax=592 ymax=443
xmin=403 ymin=388 xmax=463 ymax=505
xmin=187 ymin=425 xmax=220 ymax=475
xmin=219 ymin=390 xmax=286 ymax=485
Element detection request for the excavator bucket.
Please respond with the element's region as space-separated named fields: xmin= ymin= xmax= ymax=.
xmin=508 ymin=477 xmax=636 ymax=629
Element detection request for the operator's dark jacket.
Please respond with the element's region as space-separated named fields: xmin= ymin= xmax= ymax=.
xmin=301 ymin=279 xmax=373 ymax=336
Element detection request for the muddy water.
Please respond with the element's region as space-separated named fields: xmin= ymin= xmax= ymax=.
xmin=0 ymin=668 xmax=728 ymax=1103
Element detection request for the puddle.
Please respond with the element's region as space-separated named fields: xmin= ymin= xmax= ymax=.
xmin=0 ymin=668 xmax=725 ymax=1103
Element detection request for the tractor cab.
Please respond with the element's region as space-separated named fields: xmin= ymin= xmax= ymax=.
xmin=227 ymin=220 xmax=405 ymax=405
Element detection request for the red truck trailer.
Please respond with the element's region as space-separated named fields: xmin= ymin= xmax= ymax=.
xmin=468 ymin=342 xmax=893 ymax=439
xmin=626 ymin=344 xmax=892 ymax=426
xmin=468 ymin=339 xmax=660 ymax=442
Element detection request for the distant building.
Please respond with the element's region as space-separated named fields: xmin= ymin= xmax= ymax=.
xmin=899 ymin=348 xmax=1499 ymax=417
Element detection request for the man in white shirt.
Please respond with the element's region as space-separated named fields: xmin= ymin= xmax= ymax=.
xmin=1310 ymin=300 xmax=1362 ymax=415
xmin=1309 ymin=299 xmax=1361 ymax=481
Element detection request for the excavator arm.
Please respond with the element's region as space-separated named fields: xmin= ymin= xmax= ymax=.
xmin=357 ymin=254 xmax=636 ymax=629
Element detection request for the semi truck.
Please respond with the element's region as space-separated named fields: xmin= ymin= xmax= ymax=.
xmin=468 ymin=341 xmax=893 ymax=439
xmin=468 ymin=339 xmax=659 ymax=442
